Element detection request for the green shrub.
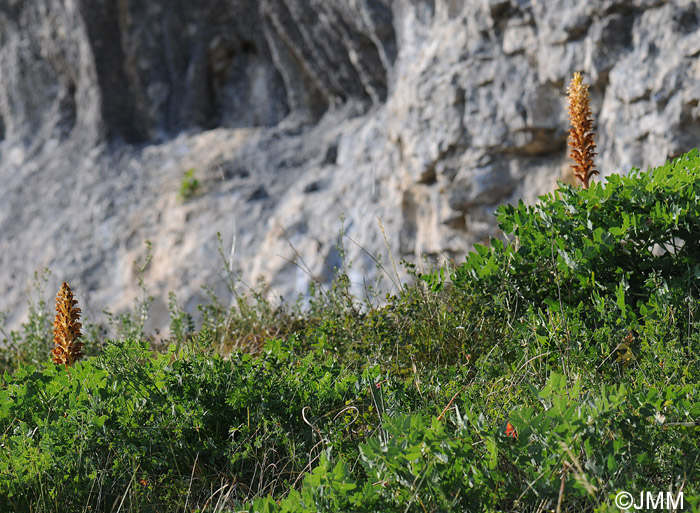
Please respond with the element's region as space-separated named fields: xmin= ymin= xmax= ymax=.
xmin=0 ymin=333 xmax=392 ymax=511
xmin=244 ymin=374 xmax=700 ymax=512
xmin=415 ymin=150 xmax=700 ymax=382
xmin=446 ymin=150 xmax=700 ymax=329
xmin=179 ymin=168 xmax=200 ymax=200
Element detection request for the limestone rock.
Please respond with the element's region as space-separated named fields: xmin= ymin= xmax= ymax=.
xmin=1 ymin=0 xmax=699 ymax=336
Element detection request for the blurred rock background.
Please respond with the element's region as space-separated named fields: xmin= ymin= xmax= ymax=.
xmin=1 ymin=0 xmax=699 ymax=334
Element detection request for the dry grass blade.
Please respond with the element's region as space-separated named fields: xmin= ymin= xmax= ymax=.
xmin=51 ymin=281 xmax=84 ymax=368
xmin=567 ymin=71 xmax=598 ymax=189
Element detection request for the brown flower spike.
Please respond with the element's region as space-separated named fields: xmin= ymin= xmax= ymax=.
xmin=567 ymin=72 xmax=598 ymax=189
xmin=51 ymin=282 xmax=84 ymax=368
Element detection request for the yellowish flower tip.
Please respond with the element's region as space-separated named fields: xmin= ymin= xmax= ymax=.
xmin=51 ymin=281 xmax=84 ymax=369
xmin=567 ymin=71 xmax=598 ymax=189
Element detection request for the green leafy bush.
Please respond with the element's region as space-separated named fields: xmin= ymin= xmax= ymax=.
xmin=448 ymin=150 xmax=700 ymax=330
xmin=245 ymin=374 xmax=700 ymax=512
xmin=0 ymin=333 xmax=395 ymax=511
xmin=179 ymin=168 xmax=200 ymax=200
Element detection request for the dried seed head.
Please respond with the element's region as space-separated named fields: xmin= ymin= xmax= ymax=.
xmin=567 ymin=72 xmax=598 ymax=189
xmin=51 ymin=282 xmax=84 ymax=368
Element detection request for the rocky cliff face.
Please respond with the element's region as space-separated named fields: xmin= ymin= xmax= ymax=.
xmin=1 ymin=0 xmax=699 ymax=334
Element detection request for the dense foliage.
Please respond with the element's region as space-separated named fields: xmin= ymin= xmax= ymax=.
xmin=2 ymin=150 xmax=700 ymax=512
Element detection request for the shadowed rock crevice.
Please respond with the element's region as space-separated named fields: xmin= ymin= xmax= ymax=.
xmin=79 ymin=0 xmax=145 ymax=142
xmin=0 ymin=0 xmax=395 ymax=146
xmin=259 ymin=0 xmax=394 ymax=121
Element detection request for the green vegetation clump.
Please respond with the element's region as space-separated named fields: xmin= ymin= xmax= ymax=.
xmin=2 ymin=151 xmax=700 ymax=512
xmin=179 ymin=168 xmax=200 ymax=200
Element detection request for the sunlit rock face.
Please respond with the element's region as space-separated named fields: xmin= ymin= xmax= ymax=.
xmin=1 ymin=0 xmax=699 ymax=334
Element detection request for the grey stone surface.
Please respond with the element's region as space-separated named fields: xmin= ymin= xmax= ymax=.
xmin=1 ymin=0 xmax=699 ymax=336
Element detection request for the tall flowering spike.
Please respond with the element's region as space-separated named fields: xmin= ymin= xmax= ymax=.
xmin=51 ymin=282 xmax=84 ymax=368
xmin=567 ymin=71 xmax=598 ymax=189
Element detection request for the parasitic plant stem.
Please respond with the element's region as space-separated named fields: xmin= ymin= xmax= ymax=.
xmin=51 ymin=282 xmax=84 ymax=368
xmin=567 ymin=72 xmax=598 ymax=189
